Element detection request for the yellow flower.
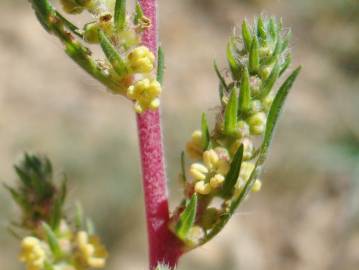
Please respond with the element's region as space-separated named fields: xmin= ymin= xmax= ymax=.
xmin=19 ymin=237 xmax=46 ymax=270
xmin=248 ymin=112 xmax=267 ymax=135
xmin=190 ymin=149 xmax=230 ymax=194
xmin=251 ymin=179 xmax=262 ymax=192
xmin=127 ymin=46 xmax=155 ymax=73
xmin=230 ymin=137 xmax=254 ymax=160
xmin=127 ymin=78 xmax=162 ymax=113
xmin=75 ymin=231 xmax=108 ymax=269
xmin=186 ymin=130 xmax=203 ymax=160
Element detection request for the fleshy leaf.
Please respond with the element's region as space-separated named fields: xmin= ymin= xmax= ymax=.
xmin=201 ymin=113 xmax=210 ymax=150
xmin=114 ymin=0 xmax=126 ymax=31
xmin=249 ymin=36 xmax=260 ymax=74
xmin=261 ymin=61 xmax=280 ymax=98
xmin=157 ymin=46 xmax=165 ymax=84
xmin=226 ymin=38 xmax=242 ymax=80
xmin=214 ymin=60 xmax=229 ymax=92
xmin=99 ymin=30 xmax=128 ymax=76
xmin=176 ymin=194 xmax=198 ymax=241
xmin=238 ymin=67 xmax=251 ymax=115
xmin=224 ymin=87 xmax=239 ymax=135
xmin=242 ymin=19 xmax=252 ymax=51
xmin=221 ymin=144 xmax=244 ymax=198
xmin=42 ymin=223 xmax=62 ymax=258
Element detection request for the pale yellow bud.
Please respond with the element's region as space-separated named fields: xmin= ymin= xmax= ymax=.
xmin=248 ymin=112 xmax=267 ymax=135
xmin=262 ymin=94 xmax=274 ymax=112
xmin=209 ymin=174 xmax=225 ymax=189
xmin=186 ymin=226 xmax=205 ymax=247
xmin=190 ymin=163 xmax=208 ymax=181
xmin=230 ymin=138 xmax=254 ymax=160
xmin=127 ymin=46 xmax=155 ymax=73
xmin=240 ymin=162 xmax=255 ymax=181
xmin=195 ymin=180 xmax=212 ymax=195
xmin=19 ymin=236 xmax=46 ymax=270
xmin=252 ymin=179 xmax=262 ymax=192
xmin=234 ymin=120 xmax=250 ymax=138
xmin=127 ymin=78 xmax=162 ymax=113
xmin=186 ymin=130 xmax=203 ymax=160
xmin=216 ymin=159 xmax=230 ymax=175
xmin=203 ymin=149 xmax=219 ymax=170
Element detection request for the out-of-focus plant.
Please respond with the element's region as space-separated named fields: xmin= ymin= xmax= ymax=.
xmin=5 ymin=0 xmax=300 ymax=269
xmin=5 ymin=153 xmax=108 ymax=270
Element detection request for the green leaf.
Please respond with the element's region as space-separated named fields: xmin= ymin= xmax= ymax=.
xmin=258 ymin=67 xmax=301 ymax=165
xmin=99 ymin=30 xmax=128 ymax=76
xmin=241 ymin=19 xmax=252 ymax=51
xmin=114 ymin=0 xmax=126 ymax=30
xmin=157 ymin=46 xmax=165 ymax=84
xmin=180 ymin=151 xmax=187 ymax=183
xmin=261 ymin=61 xmax=280 ymax=98
xmin=279 ymin=54 xmax=292 ymax=76
xmin=49 ymin=198 xmax=62 ymax=230
xmin=257 ymin=16 xmax=267 ymax=42
xmin=14 ymin=165 xmax=31 ymax=188
xmin=55 ymin=11 xmax=83 ymax=38
xmin=30 ymin=0 xmax=53 ymax=19
xmin=249 ymin=36 xmax=260 ymax=74
xmin=201 ymin=113 xmax=210 ymax=150
xmin=224 ymin=87 xmax=238 ymax=136
xmin=176 ymin=194 xmax=198 ymax=241
xmin=226 ymin=38 xmax=242 ymax=80
xmin=134 ymin=1 xmax=144 ymax=25
xmin=221 ymin=144 xmax=244 ymax=198
xmin=231 ymin=67 xmax=301 ymax=217
xmin=268 ymin=17 xmax=278 ymax=41
xmin=213 ymin=60 xmax=229 ymax=92
xmin=42 ymin=223 xmax=62 ymax=258
xmin=238 ymin=67 xmax=251 ymax=115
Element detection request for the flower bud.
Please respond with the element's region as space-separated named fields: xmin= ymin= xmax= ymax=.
xmin=248 ymin=112 xmax=267 ymax=135
xmin=127 ymin=46 xmax=155 ymax=73
xmin=203 ymin=149 xmax=219 ymax=170
xmin=186 ymin=226 xmax=205 ymax=247
xmin=230 ymin=138 xmax=254 ymax=160
xmin=84 ymin=21 xmax=100 ymax=44
xmin=262 ymin=94 xmax=274 ymax=112
xmin=190 ymin=163 xmax=208 ymax=181
xmin=234 ymin=120 xmax=250 ymax=138
xmin=252 ymin=179 xmax=262 ymax=192
xmin=194 ymin=180 xmax=212 ymax=195
xmin=240 ymin=162 xmax=255 ymax=181
xmin=186 ymin=130 xmax=203 ymax=160
xmin=60 ymin=0 xmax=87 ymax=14
xmin=209 ymin=174 xmax=225 ymax=189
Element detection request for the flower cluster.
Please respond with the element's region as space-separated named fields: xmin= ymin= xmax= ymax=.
xmin=6 ymin=154 xmax=108 ymax=270
xmin=19 ymin=237 xmax=47 ymax=270
xmin=30 ymin=0 xmax=162 ymax=113
xmin=170 ymin=16 xmax=300 ymax=248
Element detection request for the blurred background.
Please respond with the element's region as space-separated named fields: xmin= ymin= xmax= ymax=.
xmin=0 ymin=0 xmax=358 ymax=269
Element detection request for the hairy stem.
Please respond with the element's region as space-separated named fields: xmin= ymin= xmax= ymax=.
xmin=137 ymin=0 xmax=183 ymax=269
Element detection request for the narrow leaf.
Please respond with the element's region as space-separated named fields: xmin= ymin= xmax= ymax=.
xmin=268 ymin=17 xmax=277 ymax=41
xmin=201 ymin=113 xmax=210 ymax=150
xmin=226 ymin=38 xmax=242 ymax=80
xmin=114 ymin=0 xmax=126 ymax=30
xmin=222 ymin=144 xmax=244 ymax=198
xmin=238 ymin=67 xmax=251 ymax=115
xmin=224 ymin=87 xmax=239 ymax=135
xmin=42 ymin=223 xmax=62 ymax=258
xmin=258 ymin=66 xmax=301 ymax=164
xmin=279 ymin=54 xmax=292 ymax=76
xmin=75 ymin=202 xmax=84 ymax=229
xmin=257 ymin=16 xmax=267 ymax=42
xmin=230 ymin=67 xmax=301 ymax=214
xmin=176 ymin=194 xmax=198 ymax=240
xmin=134 ymin=1 xmax=144 ymax=24
xmin=213 ymin=60 xmax=229 ymax=92
xmin=180 ymin=151 xmax=187 ymax=183
xmin=242 ymin=19 xmax=252 ymax=51
xmin=261 ymin=61 xmax=280 ymax=98
xmin=157 ymin=46 xmax=165 ymax=84
xmin=99 ymin=30 xmax=128 ymax=76
xmin=249 ymin=36 xmax=260 ymax=74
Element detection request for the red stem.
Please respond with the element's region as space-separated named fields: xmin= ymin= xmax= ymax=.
xmin=136 ymin=0 xmax=183 ymax=269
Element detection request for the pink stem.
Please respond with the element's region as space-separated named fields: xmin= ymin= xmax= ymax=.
xmin=136 ymin=0 xmax=183 ymax=269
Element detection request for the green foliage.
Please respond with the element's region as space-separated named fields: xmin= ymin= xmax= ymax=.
xmin=201 ymin=113 xmax=210 ymax=150
xmin=114 ymin=0 xmax=127 ymax=30
xmin=175 ymin=194 xmax=198 ymax=241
